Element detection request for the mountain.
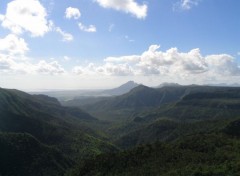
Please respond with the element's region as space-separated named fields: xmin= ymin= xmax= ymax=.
xmin=141 ymin=88 xmax=240 ymax=121
xmin=79 ymin=85 xmax=228 ymax=121
xmin=83 ymin=85 xmax=177 ymax=111
xmin=2 ymin=86 xmax=240 ymax=175
xmin=0 ymin=88 xmax=117 ymax=166
xmin=0 ymin=88 xmax=96 ymax=122
xmin=31 ymin=81 xmax=139 ymax=102
xmin=62 ymin=85 xmax=240 ymax=145
xmin=61 ymin=81 xmax=141 ymax=108
xmin=101 ymin=81 xmax=139 ymax=96
xmin=108 ymin=87 xmax=240 ymax=148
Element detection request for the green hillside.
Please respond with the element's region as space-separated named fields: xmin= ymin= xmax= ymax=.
xmin=0 ymin=132 xmax=72 ymax=176
xmin=105 ymin=87 xmax=240 ymax=148
xmin=0 ymin=88 xmax=118 ymax=175
xmin=69 ymin=133 xmax=240 ymax=176
xmin=67 ymin=85 xmax=240 ymax=122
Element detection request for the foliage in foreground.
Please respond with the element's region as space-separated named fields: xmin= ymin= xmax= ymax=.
xmin=68 ymin=133 xmax=240 ymax=176
xmin=0 ymin=133 xmax=72 ymax=176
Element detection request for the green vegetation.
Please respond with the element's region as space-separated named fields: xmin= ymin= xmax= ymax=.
xmin=0 ymin=88 xmax=117 ymax=176
xmin=1 ymin=85 xmax=240 ymax=175
xmin=68 ymin=133 xmax=240 ymax=176
xmin=0 ymin=132 xmax=72 ymax=176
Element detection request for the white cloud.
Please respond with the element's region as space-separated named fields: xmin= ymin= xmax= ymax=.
xmin=205 ymin=54 xmax=240 ymax=76
xmin=102 ymin=63 xmax=133 ymax=76
xmin=104 ymin=55 xmax=140 ymax=63
xmin=0 ymin=25 xmax=67 ymax=77
xmin=0 ymin=34 xmax=29 ymax=55
xmin=0 ymin=0 xmax=51 ymax=37
xmin=0 ymin=15 xmax=4 ymax=21
xmin=237 ymin=52 xmax=240 ymax=56
xmin=34 ymin=60 xmax=65 ymax=75
xmin=72 ymin=62 xmax=133 ymax=76
xmin=72 ymin=45 xmax=240 ymax=83
xmin=55 ymin=27 xmax=73 ymax=42
xmin=78 ymin=23 xmax=96 ymax=32
xmin=65 ymin=7 xmax=81 ymax=19
xmin=0 ymin=55 xmax=15 ymax=72
xmin=104 ymin=45 xmax=207 ymax=76
xmin=0 ymin=53 xmax=65 ymax=75
xmin=0 ymin=31 xmax=66 ymax=75
xmin=95 ymin=0 xmax=147 ymax=19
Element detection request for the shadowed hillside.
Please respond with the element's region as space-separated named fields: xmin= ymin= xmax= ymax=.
xmin=0 ymin=88 xmax=117 ymax=170
xmin=0 ymin=133 xmax=72 ymax=176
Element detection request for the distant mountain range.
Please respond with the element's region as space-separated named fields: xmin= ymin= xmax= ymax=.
xmin=30 ymin=81 xmax=240 ymax=102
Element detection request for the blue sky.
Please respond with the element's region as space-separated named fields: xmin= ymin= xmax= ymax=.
xmin=0 ymin=0 xmax=240 ymax=90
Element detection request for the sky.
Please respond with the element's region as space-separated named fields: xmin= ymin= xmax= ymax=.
xmin=0 ymin=0 xmax=240 ymax=90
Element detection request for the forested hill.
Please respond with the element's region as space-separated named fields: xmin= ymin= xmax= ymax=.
xmin=0 ymin=88 xmax=117 ymax=176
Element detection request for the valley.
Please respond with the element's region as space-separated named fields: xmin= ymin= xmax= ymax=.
xmin=1 ymin=82 xmax=240 ymax=175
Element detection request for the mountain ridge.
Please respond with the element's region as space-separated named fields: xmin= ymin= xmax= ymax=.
xmin=101 ymin=81 xmax=139 ymax=96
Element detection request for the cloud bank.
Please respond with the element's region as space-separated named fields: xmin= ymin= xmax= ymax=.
xmin=1 ymin=41 xmax=240 ymax=85
xmin=72 ymin=45 xmax=240 ymax=82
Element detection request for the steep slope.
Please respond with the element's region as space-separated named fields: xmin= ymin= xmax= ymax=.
xmin=141 ymin=88 xmax=240 ymax=121
xmin=114 ymin=118 xmax=232 ymax=149
xmin=108 ymin=87 xmax=240 ymax=148
xmin=0 ymin=88 xmax=96 ymax=122
xmin=81 ymin=85 xmax=237 ymax=121
xmin=0 ymin=132 xmax=72 ymax=176
xmin=0 ymin=88 xmax=117 ymax=160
